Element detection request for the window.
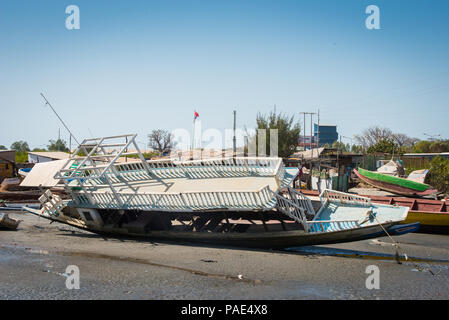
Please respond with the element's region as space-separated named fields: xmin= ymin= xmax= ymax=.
xmin=82 ymin=211 xmax=94 ymax=221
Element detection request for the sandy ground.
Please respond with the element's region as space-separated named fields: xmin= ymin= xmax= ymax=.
xmin=1 ymin=211 xmax=449 ymax=300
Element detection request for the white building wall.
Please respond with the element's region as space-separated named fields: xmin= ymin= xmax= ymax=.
xmin=28 ymin=154 xmax=53 ymax=163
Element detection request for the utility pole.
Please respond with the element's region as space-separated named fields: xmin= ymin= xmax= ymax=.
xmin=300 ymin=112 xmax=316 ymax=152
xmin=317 ymin=109 xmax=320 ymax=149
xmin=317 ymin=109 xmax=321 ymax=186
xmin=303 ymin=113 xmax=306 ymax=152
xmin=299 ymin=111 xmax=317 ymax=190
xmin=336 ymin=135 xmax=342 ymax=191
xmin=299 ymin=112 xmax=317 ymax=152
xmin=310 ymin=113 xmax=313 ymax=158
xmin=233 ymin=110 xmax=237 ymax=157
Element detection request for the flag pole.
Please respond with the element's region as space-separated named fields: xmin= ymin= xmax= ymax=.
xmin=192 ymin=115 xmax=195 ymax=151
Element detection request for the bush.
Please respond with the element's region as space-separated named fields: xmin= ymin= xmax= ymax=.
xmin=425 ymin=156 xmax=449 ymax=193
xmin=15 ymin=151 xmax=28 ymax=163
xmin=414 ymin=140 xmax=449 ymax=153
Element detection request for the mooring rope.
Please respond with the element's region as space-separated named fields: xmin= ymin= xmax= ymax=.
xmin=369 ymin=208 xmax=439 ymax=275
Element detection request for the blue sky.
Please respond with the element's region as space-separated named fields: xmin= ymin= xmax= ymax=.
xmin=0 ymin=0 xmax=448 ymax=150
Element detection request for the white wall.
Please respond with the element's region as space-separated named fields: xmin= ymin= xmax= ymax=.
xmin=28 ymin=154 xmax=53 ymax=163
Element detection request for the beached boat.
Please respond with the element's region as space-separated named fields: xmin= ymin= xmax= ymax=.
xmin=18 ymin=168 xmax=32 ymax=178
xmin=354 ymin=168 xmax=438 ymax=197
xmin=0 ymin=212 xmax=20 ymax=230
xmin=23 ymin=134 xmax=416 ymax=248
xmin=299 ymin=189 xmax=449 ymax=231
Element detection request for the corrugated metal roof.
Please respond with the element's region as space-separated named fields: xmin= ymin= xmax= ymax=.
xmin=0 ymin=150 xmax=15 ymax=163
xmin=403 ymin=152 xmax=449 ymax=157
xmin=20 ymin=159 xmax=67 ymax=187
xmin=27 ymin=151 xmax=71 ymax=160
xmin=290 ymin=147 xmax=325 ymax=160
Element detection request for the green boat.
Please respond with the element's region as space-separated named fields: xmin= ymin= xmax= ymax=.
xmin=354 ymin=168 xmax=436 ymax=197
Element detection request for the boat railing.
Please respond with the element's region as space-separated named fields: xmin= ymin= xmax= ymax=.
xmin=72 ymin=185 xmax=277 ymax=212
xmin=306 ymin=219 xmax=360 ymax=233
xmin=319 ymin=189 xmax=372 ymax=207
xmin=283 ymin=187 xmax=315 ymax=217
xmin=275 ymin=193 xmax=308 ymax=229
xmin=65 ymin=156 xmax=284 ymax=182
xmin=275 ymin=163 xmax=286 ymax=186
xmin=54 ymin=134 xmax=287 ymax=207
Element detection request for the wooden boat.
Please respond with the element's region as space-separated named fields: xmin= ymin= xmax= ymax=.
xmin=299 ymin=189 xmax=449 ymax=230
xmin=23 ymin=134 xmax=416 ymax=248
xmin=354 ymin=168 xmax=438 ymax=197
xmin=18 ymin=168 xmax=32 ymax=178
xmin=4 ymin=202 xmax=40 ymax=209
xmin=0 ymin=190 xmax=42 ymax=201
xmin=0 ymin=212 xmax=20 ymax=230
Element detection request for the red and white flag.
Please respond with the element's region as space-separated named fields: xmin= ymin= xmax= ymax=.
xmin=193 ymin=111 xmax=199 ymax=120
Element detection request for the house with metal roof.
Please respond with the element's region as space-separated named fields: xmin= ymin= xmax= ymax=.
xmin=27 ymin=151 xmax=71 ymax=163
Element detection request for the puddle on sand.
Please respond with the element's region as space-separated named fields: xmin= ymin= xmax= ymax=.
xmin=285 ymin=246 xmax=449 ymax=264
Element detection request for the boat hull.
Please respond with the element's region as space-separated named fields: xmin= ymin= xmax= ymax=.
xmin=298 ymin=189 xmax=449 ymax=229
xmin=90 ymin=222 xmax=413 ymax=248
xmin=404 ymin=211 xmax=449 ymax=228
xmin=23 ymin=207 xmax=412 ymax=248
xmin=354 ymin=169 xmax=436 ymax=197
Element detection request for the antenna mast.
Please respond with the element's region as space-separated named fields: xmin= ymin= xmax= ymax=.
xmin=40 ymin=93 xmax=80 ymax=151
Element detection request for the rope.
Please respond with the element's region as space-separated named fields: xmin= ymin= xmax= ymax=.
xmin=369 ymin=208 xmax=438 ymax=275
xmin=370 ymin=210 xmax=405 ymax=264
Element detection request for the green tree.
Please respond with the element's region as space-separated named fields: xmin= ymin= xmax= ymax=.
xmin=354 ymin=126 xmax=394 ymax=150
xmin=331 ymin=141 xmax=350 ymax=152
xmin=428 ymin=141 xmax=449 ymax=153
xmin=0 ymin=145 xmax=6 ymax=150
xmin=47 ymin=139 xmax=70 ymax=152
xmin=366 ymin=139 xmax=397 ymax=154
xmin=413 ymin=140 xmax=431 ymax=153
xmin=10 ymin=140 xmax=30 ymax=152
xmin=252 ymin=110 xmax=301 ymax=158
xmin=351 ymin=144 xmax=364 ymax=153
xmin=354 ymin=127 xmax=417 ymax=153
xmin=15 ymin=152 xmax=28 ymax=163
xmin=413 ymin=140 xmax=449 ymax=153
xmin=425 ymin=156 xmax=449 ymax=193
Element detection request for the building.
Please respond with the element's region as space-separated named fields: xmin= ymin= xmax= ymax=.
xmin=0 ymin=150 xmax=16 ymax=181
xmin=27 ymin=151 xmax=71 ymax=163
xmin=298 ymin=124 xmax=338 ymax=149
xmin=314 ymin=124 xmax=338 ymax=147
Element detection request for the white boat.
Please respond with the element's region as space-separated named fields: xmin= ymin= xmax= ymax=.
xmin=23 ymin=134 xmax=417 ymax=248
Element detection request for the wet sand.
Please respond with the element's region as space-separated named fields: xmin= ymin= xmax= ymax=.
xmin=1 ymin=211 xmax=448 ymax=299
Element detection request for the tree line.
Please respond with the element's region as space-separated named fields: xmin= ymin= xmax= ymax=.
xmin=0 ymin=139 xmax=70 ymax=162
